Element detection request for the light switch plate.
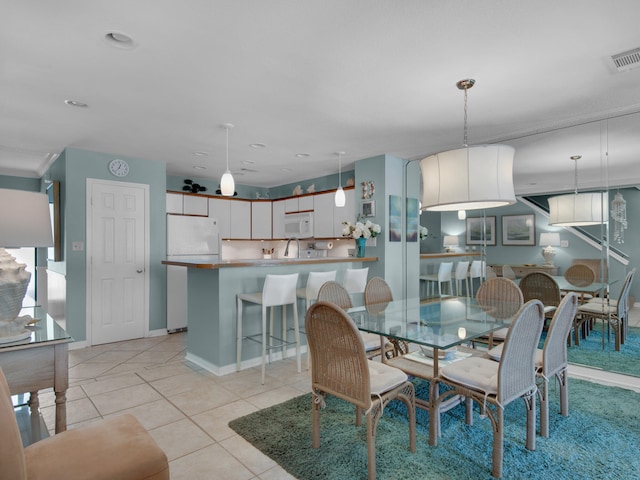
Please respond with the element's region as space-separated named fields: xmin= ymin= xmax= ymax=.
xmin=72 ymin=241 xmax=84 ymax=251
xmin=561 ymin=240 xmax=569 ymax=247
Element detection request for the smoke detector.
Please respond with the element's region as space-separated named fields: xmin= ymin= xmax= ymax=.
xmin=611 ymin=47 xmax=640 ymax=72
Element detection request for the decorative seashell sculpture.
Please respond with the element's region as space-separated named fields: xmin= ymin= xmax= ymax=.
xmin=292 ymin=185 xmax=303 ymax=196
xmin=0 ymin=249 xmax=33 ymax=343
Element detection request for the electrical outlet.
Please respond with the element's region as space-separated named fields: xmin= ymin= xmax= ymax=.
xmin=560 ymin=240 xmax=569 ymax=248
xmin=72 ymin=241 xmax=84 ymax=251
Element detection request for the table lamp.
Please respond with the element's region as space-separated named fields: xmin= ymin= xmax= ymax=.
xmin=443 ymin=235 xmax=459 ymax=253
xmin=539 ymin=232 xmax=561 ymax=267
xmin=0 ymin=188 xmax=53 ymax=343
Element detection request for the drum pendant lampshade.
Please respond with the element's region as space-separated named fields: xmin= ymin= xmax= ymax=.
xmin=421 ymin=144 xmax=516 ymax=211
xmin=548 ymin=192 xmax=607 ymax=226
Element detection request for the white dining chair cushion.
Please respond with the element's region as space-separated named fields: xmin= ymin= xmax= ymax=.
xmin=361 ymin=332 xmax=388 ymax=352
xmin=440 ymin=357 xmax=499 ymax=395
xmin=543 ymin=306 xmax=557 ymax=315
xmin=577 ymin=303 xmax=615 ymax=316
xmin=488 ymin=344 xmax=544 ymax=368
xmin=237 ymin=292 xmax=263 ymax=304
xmin=367 ymin=360 xmax=408 ymax=396
xmin=587 ymin=297 xmax=618 ymax=306
xmin=491 ymin=327 xmax=509 ymax=340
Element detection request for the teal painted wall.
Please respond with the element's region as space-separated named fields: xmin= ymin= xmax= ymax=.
xmin=0 ymin=175 xmax=40 ymax=191
xmin=49 ymin=148 xmax=168 ymax=342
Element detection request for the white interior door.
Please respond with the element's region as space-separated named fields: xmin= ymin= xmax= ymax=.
xmin=87 ymin=179 xmax=148 ymax=345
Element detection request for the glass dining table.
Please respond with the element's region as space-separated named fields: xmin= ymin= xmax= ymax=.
xmin=347 ymin=296 xmax=520 ymax=411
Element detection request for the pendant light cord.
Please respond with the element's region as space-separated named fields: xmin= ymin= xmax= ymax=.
xmin=226 ymin=126 xmax=229 ymax=171
xmin=462 ymin=85 xmax=469 ymax=148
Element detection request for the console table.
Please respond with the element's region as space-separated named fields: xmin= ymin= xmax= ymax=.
xmin=492 ymin=264 xmax=559 ymax=278
xmin=0 ymin=306 xmax=72 ymax=434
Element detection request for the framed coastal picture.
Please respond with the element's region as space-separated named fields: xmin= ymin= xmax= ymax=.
xmin=466 ymin=216 xmax=496 ymax=246
xmin=406 ymin=197 xmax=419 ymax=242
xmin=502 ymin=214 xmax=536 ymax=246
xmin=389 ymin=195 xmax=402 ymax=242
xmin=360 ymin=200 xmax=375 ymax=218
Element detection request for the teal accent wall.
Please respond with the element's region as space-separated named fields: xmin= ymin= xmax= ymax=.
xmin=47 ymin=148 xmax=168 ymax=342
xmin=0 ymin=175 xmax=40 ymax=191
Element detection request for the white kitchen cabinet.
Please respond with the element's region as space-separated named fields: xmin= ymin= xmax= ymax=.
xmin=166 ymin=193 xmax=183 ymax=214
xmin=299 ymin=195 xmax=314 ymax=211
xmin=209 ymin=198 xmax=231 ymax=238
xmin=284 ymin=198 xmax=298 ymax=213
xmin=313 ymin=192 xmax=335 ymax=238
xmin=251 ymin=201 xmax=272 ymax=239
xmin=333 ymin=189 xmax=355 ymax=236
xmin=183 ymin=194 xmax=208 ymax=215
xmin=272 ymin=200 xmax=285 ymax=239
xmin=230 ymin=200 xmax=251 ymax=239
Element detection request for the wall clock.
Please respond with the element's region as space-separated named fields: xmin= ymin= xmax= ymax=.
xmin=108 ymin=158 xmax=130 ymax=177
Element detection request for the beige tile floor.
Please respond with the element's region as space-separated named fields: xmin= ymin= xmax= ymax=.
xmin=33 ymin=306 xmax=640 ymax=480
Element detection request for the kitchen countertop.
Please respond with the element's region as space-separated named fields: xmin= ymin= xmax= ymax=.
xmin=163 ymin=255 xmax=378 ymax=269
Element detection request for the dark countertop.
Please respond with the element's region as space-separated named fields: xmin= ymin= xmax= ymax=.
xmin=163 ymin=255 xmax=378 ymax=269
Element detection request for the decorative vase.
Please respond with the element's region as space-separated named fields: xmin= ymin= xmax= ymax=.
xmin=355 ymin=237 xmax=366 ymax=258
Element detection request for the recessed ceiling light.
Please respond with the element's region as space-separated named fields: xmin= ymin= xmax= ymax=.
xmin=64 ymin=100 xmax=88 ymax=108
xmin=242 ymin=160 xmax=255 ymax=165
xmin=104 ymin=31 xmax=138 ymax=50
xmin=193 ymin=151 xmax=208 ymax=156
xmin=296 ymin=153 xmax=311 ymax=158
xmin=249 ymin=143 xmax=266 ymax=149
xmin=193 ymin=165 xmax=206 ymax=170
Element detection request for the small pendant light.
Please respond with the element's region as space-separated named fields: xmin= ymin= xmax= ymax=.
xmin=335 ymin=151 xmax=346 ymax=207
xmin=220 ymin=123 xmax=235 ymax=196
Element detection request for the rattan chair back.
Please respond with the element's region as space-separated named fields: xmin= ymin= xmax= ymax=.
xmin=542 ymin=293 xmax=578 ymax=376
xmin=519 ymin=272 xmax=561 ymax=308
xmin=364 ymin=277 xmax=393 ymax=313
xmin=305 ymin=301 xmax=371 ymax=408
xmin=485 ymin=265 xmax=498 ymax=279
xmin=317 ymin=281 xmax=353 ymax=310
xmin=564 ymin=264 xmax=596 ymax=287
xmin=497 ymin=300 xmax=545 ymax=404
xmin=476 ymin=277 xmax=524 ymax=320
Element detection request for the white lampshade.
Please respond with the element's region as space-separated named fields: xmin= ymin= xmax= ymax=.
xmin=548 ymin=192 xmax=607 ymax=226
xmin=0 ymin=189 xmax=53 ymax=247
xmin=334 ymin=186 xmax=346 ymax=207
xmin=420 ymin=144 xmax=516 ymax=211
xmin=539 ymin=232 xmax=560 ymax=246
xmin=220 ymin=169 xmax=235 ymax=197
xmin=443 ymin=235 xmax=459 ymax=247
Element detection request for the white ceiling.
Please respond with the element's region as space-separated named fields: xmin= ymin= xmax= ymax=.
xmin=2 ymin=0 xmax=640 ymax=195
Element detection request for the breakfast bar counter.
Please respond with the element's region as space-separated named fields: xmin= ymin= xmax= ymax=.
xmin=162 ymin=256 xmax=378 ymax=375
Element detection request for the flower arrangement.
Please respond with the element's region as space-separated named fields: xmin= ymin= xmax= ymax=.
xmin=419 ymin=226 xmax=429 ymax=240
xmin=342 ymin=220 xmax=381 ymax=239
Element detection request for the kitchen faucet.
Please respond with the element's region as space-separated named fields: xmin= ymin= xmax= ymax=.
xmin=284 ymin=237 xmax=300 ymax=258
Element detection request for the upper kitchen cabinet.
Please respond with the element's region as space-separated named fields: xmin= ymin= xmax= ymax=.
xmin=209 ymin=198 xmax=251 ymax=239
xmin=167 ymin=192 xmax=208 ymax=215
xmin=314 ymin=188 xmax=355 ymax=238
xmin=272 ymin=200 xmax=285 ymax=239
xmin=251 ymin=201 xmax=272 ymax=239
xmin=284 ymin=195 xmax=314 ymax=213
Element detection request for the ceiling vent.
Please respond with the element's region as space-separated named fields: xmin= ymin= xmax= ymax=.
xmin=611 ymin=47 xmax=640 ymax=72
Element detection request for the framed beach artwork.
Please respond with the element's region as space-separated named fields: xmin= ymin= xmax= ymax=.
xmin=389 ymin=195 xmax=402 ymax=242
xmin=406 ymin=197 xmax=419 ymax=242
xmin=466 ymin=216 xmax=496 ymax=246
xmin=502 ymin=214 xmax=536 ymax=246
xmin=360 ymin=200 xmax=375 ymax=218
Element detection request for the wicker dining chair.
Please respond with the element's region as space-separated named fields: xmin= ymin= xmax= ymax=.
xmin=472 ymin=277 xmax=524 ymax=347
xmin=305 ymin=301 xmax=416 ymax=480
xmin=429 ymin=300 xmax=545 ymax=479
xmin=575 ymin=268 xmax=635 ymax=350
xmin=501 ymin=264 xmax=516 ymax=280
xmin=519 ymin=272 xmax=561 ymax=322
xmin=317 ymin=281 xmax=392 ymax=360
xmin=489 ymin=293 xmax=579 ymax=438
xmin=364 ymin=277 xmax=408 ymax=359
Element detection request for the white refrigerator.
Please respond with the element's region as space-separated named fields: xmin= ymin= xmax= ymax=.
xmin=166 ymin=215 xmax=220 ymax=332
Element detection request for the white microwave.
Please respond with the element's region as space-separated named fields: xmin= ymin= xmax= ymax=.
xmin=284 ymin=212 xmax=314 ymax=238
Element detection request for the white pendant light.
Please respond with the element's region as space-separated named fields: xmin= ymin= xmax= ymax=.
xmin=548 ymin=156 xmax=607 ymax=226
xmin=420 ymin=79 xmax=516 ymax=212
xmin=220 ymin=123 xmax=235 ymax=197
xmin=458 ymin=210 xmax=466 ymax=220
xmin=335 ymin=151 xmax=346 ymax=207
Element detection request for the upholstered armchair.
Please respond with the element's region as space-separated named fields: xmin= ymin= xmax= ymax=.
xmin=0 ymin=367 xmax=169 ymax=480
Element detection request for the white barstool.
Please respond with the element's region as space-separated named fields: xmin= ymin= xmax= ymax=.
xmin=453 ymin=261 xmax=470 ymax=297
xmin=296 ymin=270 xmax=337 ymax=368
xmin=420 ymin=262 xmax=453 ymax=298
xmin=342 ymin=267 xmax=369 ymax=306
xmin=237 ymin=273 xmax=300 ymax=384
xmin=468 ymin=260 xmax=485 ymax=296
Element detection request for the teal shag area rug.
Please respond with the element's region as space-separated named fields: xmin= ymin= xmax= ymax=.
xmin=229 ymin=379 xmax=640 ymax=480
xmin=567 ymin=326 xmax=640 ymax=377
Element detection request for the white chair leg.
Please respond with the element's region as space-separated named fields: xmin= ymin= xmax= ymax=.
xmin=261 ymin=304 xmax=267 ymax=385
xmin=282 ymin=305 xmax=287 ymax=359
xmin=236 ymin=297 xmax=243 ymax=371
xmin=293 ymin=302 xmax=301 ymax=373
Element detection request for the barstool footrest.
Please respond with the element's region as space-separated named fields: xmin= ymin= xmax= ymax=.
xmin=244 ymin=333 xmax=298 ymax=351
